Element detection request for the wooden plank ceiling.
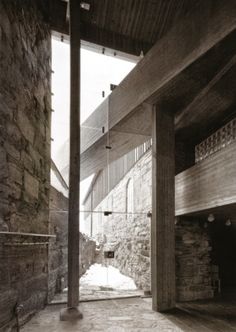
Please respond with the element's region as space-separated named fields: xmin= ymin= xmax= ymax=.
xmin=50 ymin=0 xmax=199 ymax=56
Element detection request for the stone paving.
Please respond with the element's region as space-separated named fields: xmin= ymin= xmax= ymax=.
xmin=22 ymin=298 xmax=183 ymax=332
xmin=21 ymin=295 xmax=236 ymax=332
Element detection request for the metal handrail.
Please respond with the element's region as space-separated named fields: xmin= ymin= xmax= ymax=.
xmin=0 ymin=231 xmax=56 ymax=238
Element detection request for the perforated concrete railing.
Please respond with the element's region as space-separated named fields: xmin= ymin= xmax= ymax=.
xmin=195 ymin=117 xmax=236 ymax=163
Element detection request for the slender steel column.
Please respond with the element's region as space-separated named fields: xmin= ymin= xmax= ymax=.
xmin=60 ymin=0 xmax=82 ymax=320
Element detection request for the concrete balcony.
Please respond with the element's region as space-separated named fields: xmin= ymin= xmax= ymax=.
xmin=175 ymin=142 xmax=236 ymax=216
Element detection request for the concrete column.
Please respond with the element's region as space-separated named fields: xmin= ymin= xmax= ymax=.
xmin=151 ymin=106 xmax=175 ymax=312
xmin=60 ymin=0 xmax=82 ymax=320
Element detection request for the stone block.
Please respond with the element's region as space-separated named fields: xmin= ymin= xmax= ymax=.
xmin=33 ymin=133 xmax=47 ymax=157
xmin=7 ymin=122 xmax=22 ymax=144
xmin=0 ymin=183 xmax=10 ymax=200
xmin=8 ymin=182 xmax=21 ymax=200
xmin=141 ymin=249 xmax=150 ymax=257
xmin=4 ymin=141 xmax=20 ymax=160
xmin=0 ymin=146 xmax=8 ymax=178
xmin=24 ymin=171 xmax=39 ymax=199
xmin=10 ymin=264 xmax=22 ymax=283
xmin=17 ymin=111 xmax=35 ymax=144
xmin=0 ymin=215 xmax=9 ymax=231
xmin=8 ymin=162 xmax=23 ymax=185
xmin=9 ymin=213 xmax=27 ymax=232
xmin=0 ymin=289 xmax=18 ymax=327
xmin=21 ymin=150 xmax=34 ymax=172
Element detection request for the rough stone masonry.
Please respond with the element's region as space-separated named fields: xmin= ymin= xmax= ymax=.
xmin=48 ymin=186 xmax=97 ymax=302
xmin=0 ymin=1 xmax=51 ymax=329
xmin=0 ymin=2 xmax=97 ymax=330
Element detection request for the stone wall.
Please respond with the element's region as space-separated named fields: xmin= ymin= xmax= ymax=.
xmin=80 ymin=233 xmax=97 ymax=277
xmin=49 ymin=186 xmax=96 ymax=301
xmin=92 ymin=151 xmax=152 ymax=290
xmin=48 ymin=187 xmax=68 ymax=301
xmin=88 ymin=150 xmax=216 ymax=301
xmin=0 ymin=1 xmax=51 ymax=330
xmin=176 ymin=218 xmax=214 ymax=301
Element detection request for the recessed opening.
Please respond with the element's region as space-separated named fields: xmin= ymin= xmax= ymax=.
xmin=208 ymin=218 xmax=236 ymax=295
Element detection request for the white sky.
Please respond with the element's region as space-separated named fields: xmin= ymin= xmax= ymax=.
xmin=51 ymin=38 xmax=136 ymax=161
xmin=51 ymin=38 xmax=136 ymax=207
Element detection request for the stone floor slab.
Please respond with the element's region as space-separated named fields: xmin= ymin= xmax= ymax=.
xmin=22 ymin=297 xmax=236 ymax=332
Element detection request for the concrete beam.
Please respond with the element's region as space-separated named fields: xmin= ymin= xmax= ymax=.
xmin=81 ymin=129 xmax=150 ymax=180
xmin=151 ymin=106 xmax=175 ymax=312
xmin=175 ymin=52 xmax=236 ymax=143
xmin=79 ymin=1 xmax=236 ymax=180
xmin=109 ymin=0 xmax=236 ymax=129
xmin=175 ymin=55 xmax=236 ymax=129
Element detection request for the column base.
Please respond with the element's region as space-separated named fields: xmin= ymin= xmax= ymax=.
xmin=60 ymin=307 xmax=83 ymax=321
xmin=142 ymin=290 xmax=152 ymax=298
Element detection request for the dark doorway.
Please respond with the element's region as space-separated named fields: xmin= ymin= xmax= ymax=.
xmin=209 ymin=220 xmax=236 ymax=293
